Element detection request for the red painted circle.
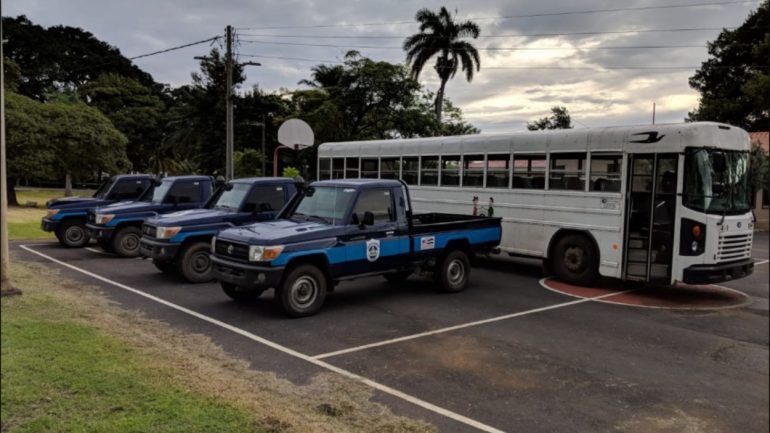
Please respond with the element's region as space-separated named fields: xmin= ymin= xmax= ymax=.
xmin=541 ymin=278 xmax=750 ymax=310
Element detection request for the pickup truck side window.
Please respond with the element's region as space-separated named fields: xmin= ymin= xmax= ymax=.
xmin=165 ymin=182 xmax=202 ymax=204
xmin=351 ymin=188 xmax=394 ymax=224
xmin=109 ymin=180 xmax=148 ymax=200
xmin=243 ymin=186 xmax=286 ymax=212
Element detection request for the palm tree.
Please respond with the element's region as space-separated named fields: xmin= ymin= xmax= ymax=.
xmin=403 ymin=7 xmax=480 ymax=124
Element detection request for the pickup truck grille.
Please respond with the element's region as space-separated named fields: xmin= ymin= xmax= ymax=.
xmin=215 ymin=240 xmax=250 ymax=260
xmin=87 ymin=213 xmax=96 ymax=224
xmin=142 ymin=224 xmax=157 ymax=238
xmin=717 ymin=232 xmax=752 ymax=262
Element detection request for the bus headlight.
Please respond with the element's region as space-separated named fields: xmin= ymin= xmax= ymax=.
xmin=248 ymin=245 xmax=284 ymax=262
xmin=95 ymin=214 xmax=115 ymax=225
xmin=691 ymin=241 xmax=699 ymax=252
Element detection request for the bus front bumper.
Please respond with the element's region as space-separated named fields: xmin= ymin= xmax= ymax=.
xmin=210 ymin=255 xmax=284 ymax=290
xmin=682 ymin=258 xmax=754 ymax=285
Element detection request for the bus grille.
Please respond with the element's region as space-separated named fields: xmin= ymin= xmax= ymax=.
xmin=717 ymin=232 xmax=752 ymax=262
xmin=215 ymin=240 xmax=250 ymax=261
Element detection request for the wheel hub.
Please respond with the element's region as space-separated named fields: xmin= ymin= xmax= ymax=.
xmin=65 ymin=226 xmax=84 ymax=243
xmin=447 ymin=259 xmax=465 ymax=285
xmin=291 ymin=276 xmax=318 ymax=308
xmin=564 ymin=246 xmax=586 ymax=272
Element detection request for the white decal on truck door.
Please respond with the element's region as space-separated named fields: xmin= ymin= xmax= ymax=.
xmin=420 ymin=236 xmax=435 ymax=250
xmin=366 ymin=238 xmax=380 ymax=262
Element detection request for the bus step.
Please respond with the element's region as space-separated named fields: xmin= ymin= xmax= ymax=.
xmin=627 ymin=249 xmax=648 ymax=262
xmin=625 ymin=263 xmax=647 ymax=276
xmin=627 ymin=239 xmax=647 ymax=249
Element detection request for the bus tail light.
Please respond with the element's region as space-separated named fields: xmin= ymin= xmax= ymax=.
xmin=680 ymin=218 xmax=706 ymax=256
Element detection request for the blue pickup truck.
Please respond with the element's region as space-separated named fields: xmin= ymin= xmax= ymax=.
xmin=139 ymin=177 xmax=301 ymax=283
xmin=86 ymin=175 xmax=215 ymax=257
xmin=42 ymin=174 xmax=155 ymax=248
xmin=210 ymin=179 xmax=502 ymax=317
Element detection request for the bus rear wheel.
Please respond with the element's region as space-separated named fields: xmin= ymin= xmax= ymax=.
xmin=552 ymin=234 xmax=598 ymax=286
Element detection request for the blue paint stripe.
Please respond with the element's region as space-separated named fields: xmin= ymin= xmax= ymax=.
xmin=51 ymin=211 xmax=87 ymax=221
xmin=170 ymin=230 xmax=216 ymax=243
xmin=107 ymin=217 xmax=151 ymax=227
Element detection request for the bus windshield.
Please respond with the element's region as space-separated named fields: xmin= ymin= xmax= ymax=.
xmin=292 ymin=186 xmax=357 ymax=224
xmin=683 ymin=148 xmax=751 ymax=215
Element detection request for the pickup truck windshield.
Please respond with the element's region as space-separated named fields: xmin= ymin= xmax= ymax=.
xmin=92 ymin=178 xmax=114 ymax=199
xmin=293 ymin=186 xmax=356 ymax=224
xmin=214 ymin=183 xmax=250 ymax=210
xmin=151 ymin=180 xmax=174 ymax=204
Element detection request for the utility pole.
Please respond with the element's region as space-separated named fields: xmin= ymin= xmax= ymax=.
xmin=261 ymin=113 xmax=266 ymax=176
xmin=225 ymin=25 xmax=234 ymax=181
xmin=1 ymin=17 xmax=20 ymax=295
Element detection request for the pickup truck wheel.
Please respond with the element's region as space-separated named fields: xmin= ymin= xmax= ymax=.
xmin=221 ymin=282 xmax=264 ymax=301
xmin=55 ymin=220 xmax=89 ymax=248
xmin=178 ymin=242 xmax=214 ymax=283
xmin=435 ymin=250 xmax=470 ymax=293
xmin=383 ymin=271 xmax=411 ymax=284
xmin=552 ymin=234 xmax=598 ymax=286
xmin=112 ymin=226 xmax=142 ymax=258
xmin=278 ymin=264 xmax=327 ymax=318
xmin=97 ymin=238 xmax=115 ymax=253
xmin=153 ymin=260 xmax=176 ymax=273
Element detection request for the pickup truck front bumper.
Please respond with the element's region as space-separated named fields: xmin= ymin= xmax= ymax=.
xmin=85 ymin=223 xmax=115 ymax=241
xmin=139 ymin=238 xmax=180 ymax=261
xmin=211 ymin=255 xmax=284 ymax=290
xmin=41 ymin=217 xmax=59 ymax=233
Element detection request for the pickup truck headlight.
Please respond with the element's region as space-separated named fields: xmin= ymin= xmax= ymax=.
xmin=45 ymin=209 xmax=60 ymax=218
xmin=155 ymin=226 xmax=182 ymax=240
xmin=248 ymin=245 xmax=284 ymax=262
xmin=94 ymin=214 xmax=115 ymax=225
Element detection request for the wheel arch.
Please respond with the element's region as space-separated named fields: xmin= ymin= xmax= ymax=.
xmin=283 ymin=253 xmax=332 ymax=285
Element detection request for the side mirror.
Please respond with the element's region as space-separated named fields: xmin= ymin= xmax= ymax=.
xmin=363 ymin=211 xmax=375 ymax=226
xmin=712 ymin=152 xmax=727 ymax=173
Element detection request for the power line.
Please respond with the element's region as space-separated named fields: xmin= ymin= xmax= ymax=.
xmin=237 ymin=26 xmax=737 ymax=39
xmin=129 ymin=36 xmax=221 ymax=60
xmin=237 ymin=38 xmax=740 ymax=50
xmin=234 ymin=0 xmax=759 ymax=30
xmin=239 ymin=54 xmax=344 ymax=63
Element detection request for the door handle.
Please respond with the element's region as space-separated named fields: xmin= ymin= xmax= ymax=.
xmin=385 ymin=230 xmax=395 ymax=236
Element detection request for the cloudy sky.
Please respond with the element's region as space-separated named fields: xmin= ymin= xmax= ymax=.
xmin=3 ymin=0 xmax=761 ymax=132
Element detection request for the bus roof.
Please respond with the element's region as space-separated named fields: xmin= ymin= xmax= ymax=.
xmin=318 ymin=122 xmax=750 ymax=157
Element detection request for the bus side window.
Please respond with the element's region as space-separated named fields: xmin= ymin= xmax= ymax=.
xmin=345 ymin=157 xmax=360 ymax=178
xmin=332 ymin=158 xmax=345 ymax=179
xmin=319 ymin=158 xmax=332 ymax=180
xmin=380 ymin=157 xmax=400 ymax=179
xmin=361 ymin=158 xmax=379 ymax=178
xmin=402 ymin=157 xmax=419 ymax=185
xmin=420 ymin=156 xmax=439 ymax=186
xmin=463 ymin=155 xmax=484 ymax=187
xmin=550 ymin=153 xmax=586 ymax=191
xmin=513 ymin=154 xmax=546 ymax=189
xmin=440 ymin=156 xmax=461 ymax=186
xmin=486 ymin=154 xmax=510 ymax=188
xmin=590 ymin=153 xmax=623 ymax=192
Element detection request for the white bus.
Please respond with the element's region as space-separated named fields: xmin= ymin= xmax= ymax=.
xmin=317 ymin=122 xmax=755 ymax=286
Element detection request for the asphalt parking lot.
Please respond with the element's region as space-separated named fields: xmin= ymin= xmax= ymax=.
xmin=13 ymin=234 xmax=770 ymax=433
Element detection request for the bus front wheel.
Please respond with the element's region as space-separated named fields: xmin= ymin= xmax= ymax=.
xmin=552 ymin=234 xmax=598 ymax=286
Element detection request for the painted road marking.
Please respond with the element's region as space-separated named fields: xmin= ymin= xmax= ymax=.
xmin=19 ymin=245 xmax=506 ymax=433
xmin=312 ymin=288 xmax=634 ymax=360
xmin=755 ymin=259 xmax=769 ymax=266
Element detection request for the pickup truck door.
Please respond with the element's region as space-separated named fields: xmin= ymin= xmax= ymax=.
xmin=339 ymin=187 xmax=409 ymax=275
xmin=163 ymin=181 xmax=205 ymax=211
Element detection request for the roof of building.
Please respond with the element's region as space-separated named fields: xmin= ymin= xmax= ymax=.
xmin=750 ymin=132 xmax=769 ymax=154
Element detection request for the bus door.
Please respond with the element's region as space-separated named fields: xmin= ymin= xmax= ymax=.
xmin=623 ymin=154 xmax=678 ymax=282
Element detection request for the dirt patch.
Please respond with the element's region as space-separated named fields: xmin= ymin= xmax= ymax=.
xmin=4 ymin=257 xmax=435 ymax=433
xmin=616 ymin=406 xmax=726 ymax=433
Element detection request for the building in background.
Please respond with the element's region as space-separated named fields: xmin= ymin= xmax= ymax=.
xmin=751 ymin=132 xmax=769 ymax=230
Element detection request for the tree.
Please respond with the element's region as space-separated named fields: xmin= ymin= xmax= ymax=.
xmin=79 ymin=73 xmax=167 ymax=172
xmin=234 ymin=149 xmax=264 ymax=177
xmin=687 ymin=2 xmax=768 ymax=131
xmin=2 ymin=16 xmax=159 ymax=101
xmin=750 ymin=144 xmax=769 ymax=203
xmin=527 ymin=106 xmax=574 ymax=130
xmin=403 ymin=7 xmax=480 ymax=123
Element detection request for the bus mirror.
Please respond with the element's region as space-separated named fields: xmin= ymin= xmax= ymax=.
xmin=712 ymin=152 xmax=727 ymax=173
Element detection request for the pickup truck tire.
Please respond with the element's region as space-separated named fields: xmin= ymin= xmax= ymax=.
xmin=56 ymin=219 xmax=89 ymax=248
xmin=97 ymin=238 xmax=115 ymax=253
xmin=221 ymin=282 xmax=264 ymax=301
xmin=153 ymin=260 xmax=176 ymax=273
xmin=178 ymin=242 xmax=214 ymax=283
xmin=435 ymin=249 xmax=470 ymax=293
xmin=277 ymin=264 xmax=327 ymax=317
xmin=112 ymin=226 xmax=142 ymax=258
xmin=552 ymin=234 xmax=598 ymax=286
xmin=383 ymin=271 xmax=411 ymax=284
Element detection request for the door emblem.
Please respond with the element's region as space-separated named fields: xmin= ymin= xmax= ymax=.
xmin=366 ymin=238 xmax=380 ymax=262
xmin=227 ymin=245 xmax=234 ymax=255
xmin=629 ymin=131 xmax=665 ymax=143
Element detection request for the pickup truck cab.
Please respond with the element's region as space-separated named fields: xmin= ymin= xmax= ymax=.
xmin=211 ymin=179 xmax=502 ymax=317
xmin=42 ymin=174 xmax=155 ymax=247
xmin=140 ymin=177 xmax=301 ymax=283
xmin=86 ymin=175 xmax=214 ymax=257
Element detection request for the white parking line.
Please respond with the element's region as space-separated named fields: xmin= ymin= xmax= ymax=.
xmin=19 ymin=245 xmax=506 ymax=433
xmin=754 ymin=259 xmax=769 ymax=266
xmin=313 ymin=288 xmax=634 ymax=360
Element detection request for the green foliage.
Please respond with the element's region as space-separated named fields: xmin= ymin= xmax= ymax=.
xmin=79 ymin=73 xmax=167 ymax=171
xmin=2 ymin=57 xmax=22 ymax=91
xmin=403 ymin=7 xmax=481 ymax=121
xmin=2 ymin=15 xmax=159 ymax=101
xmin=281 ymin=166 xmax=301 ymax=179
xmin=687 ymin=2 xmax=769 ymax=131
xmin=1 ymin=294 xmax=257 ymax=432
xmin=750 ymin=145 xmax=769 ymax=195
xmin=4 ymin=92 xmax=58 ymax=183
xmin=527 ymin=106 xmax=574 ymax=130
xmin=234 ymin=149 xmax=264 ymax=178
